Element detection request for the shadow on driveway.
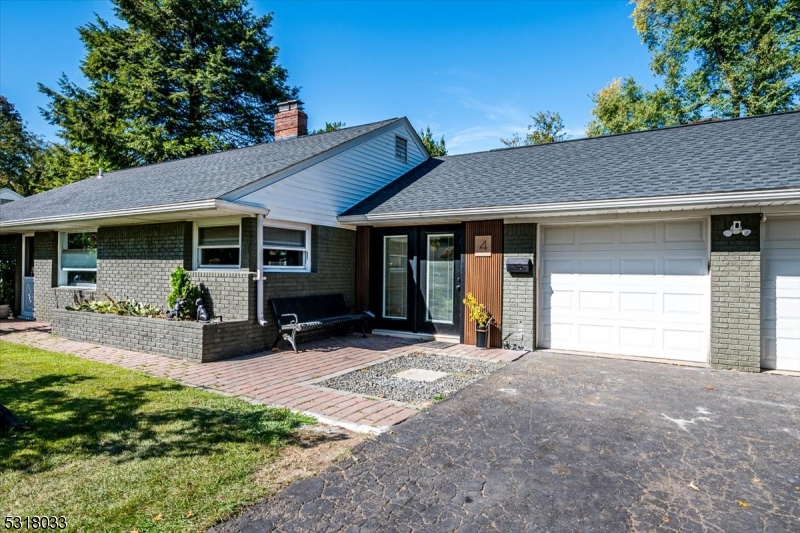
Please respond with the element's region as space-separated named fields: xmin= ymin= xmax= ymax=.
xmin=212 ymin=352 xmax=800 ymax=532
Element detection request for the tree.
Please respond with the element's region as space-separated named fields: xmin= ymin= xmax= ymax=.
xmin=0 ymin=96 xmax=47 ymax=196
xmin=500 ymin=111 xmax=568 ymax=147
xmin=586 ymin=77 xmax=682 ymax=137
xmin=589 ymin=0 xmax=800 ymax=135
xmin=419 ymin=126 xmax=447 ymax=157
xmin=633 ymin=0 xmax=800 ymax=118
xmin=39 ymin=0 xmax=298 ymax=171
xmin=312 ymin=122 xmax=346 ymax=134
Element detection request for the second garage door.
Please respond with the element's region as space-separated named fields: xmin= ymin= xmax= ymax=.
xmin=539 ymin=219 xmax=710 ymax=362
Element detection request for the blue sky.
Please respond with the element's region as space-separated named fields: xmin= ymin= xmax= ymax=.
xmin=0 ymin=0 xmax=658 ymax=154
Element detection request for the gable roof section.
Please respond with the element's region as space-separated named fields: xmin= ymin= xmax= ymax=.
xmin=342 ymin=111 xmax=800 ymax=220
xmin=0 ymin=118 xmax=401 ymax=225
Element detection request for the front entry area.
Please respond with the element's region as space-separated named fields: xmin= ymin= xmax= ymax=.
xmin=538 ymin=219 xmax=711 ymax=362
xmin=370 ymin=226 xmax=464 ymax=338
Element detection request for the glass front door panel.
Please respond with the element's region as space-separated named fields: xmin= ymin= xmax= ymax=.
xmin=426 ymin=234 xmax=455 ymax=323
xmin=383 ymin=236 xmax=408 ymax=319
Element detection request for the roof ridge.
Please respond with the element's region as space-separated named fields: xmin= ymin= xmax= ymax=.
xmin=100 ymin=117 xmax=401 ymax=177
xmin=438 ymin=109 xmax=800 ymax=159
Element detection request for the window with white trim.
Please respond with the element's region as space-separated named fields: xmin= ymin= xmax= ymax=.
xmin=197 ymin=224 xmax=241 ymax=268
xmin=59 ymin=231 xmax=97 ymax=287
xmin=263 ymin=224 xmax=311 ymax=272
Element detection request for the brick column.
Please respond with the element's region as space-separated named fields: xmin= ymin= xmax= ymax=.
xmin=501 ymin=223 xmax=536 ymax=350
xmin=710 ymin=214 xmax=761 ymax=372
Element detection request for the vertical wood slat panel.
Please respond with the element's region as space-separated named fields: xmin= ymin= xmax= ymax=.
xmin=355 ymin=226 xmax=370 ymax=313
xmin=464 ymin=220 xmax=504 ymax=347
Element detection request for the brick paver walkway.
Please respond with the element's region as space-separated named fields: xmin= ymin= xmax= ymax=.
xmin=0 ymin=320 xmax=525 ymax=433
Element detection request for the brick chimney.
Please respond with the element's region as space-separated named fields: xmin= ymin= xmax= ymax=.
xmin=274 ymin=100 xmax=308 ymax=140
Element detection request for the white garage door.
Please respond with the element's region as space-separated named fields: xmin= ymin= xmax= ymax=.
xmin=539 ymin=219 xmax=710 ymax=362
xmin=761 ymin=216 xmax=800 ymax=371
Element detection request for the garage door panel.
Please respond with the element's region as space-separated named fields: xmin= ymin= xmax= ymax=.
xmin=664 ymin=220 xmax=706 ymax=243
xmin=620 ymin=223 xmax=658 ymax=244
xmin=761 ymin=216 xmax=800 ymax=371
xmin=539 ymin=220 xmax=710 ymax=362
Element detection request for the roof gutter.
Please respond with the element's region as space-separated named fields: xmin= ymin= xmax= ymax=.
xmin=338 ymin=187 xmax=800 ymax=224
xmin=0 ymin=199 xmax=269 ymax=230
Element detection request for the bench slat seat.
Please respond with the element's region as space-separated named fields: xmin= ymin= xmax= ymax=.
xmin=269 ymin=294 xmax=369 ymax=352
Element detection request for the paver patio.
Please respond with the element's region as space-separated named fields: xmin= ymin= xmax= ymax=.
xmin=0 ymin=320 xmax=525 ymax=432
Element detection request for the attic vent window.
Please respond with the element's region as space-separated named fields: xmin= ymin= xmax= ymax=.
xmin=395 ymin=136 xmax=408 ymax=162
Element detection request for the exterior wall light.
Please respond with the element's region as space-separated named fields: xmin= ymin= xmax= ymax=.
xmin=723 ymin=220 xmax=751 ymax=238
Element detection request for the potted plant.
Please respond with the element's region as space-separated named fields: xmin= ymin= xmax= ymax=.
xmin=0 ymin=260 xmax=15 ymax=319
xmin=463 ymin=292 xmax=493 ymax=349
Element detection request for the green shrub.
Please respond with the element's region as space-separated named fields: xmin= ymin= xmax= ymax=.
xmin=167 ymin=266 xmax=202 ymax=319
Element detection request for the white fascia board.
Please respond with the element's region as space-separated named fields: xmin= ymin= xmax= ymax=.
xmin=214 ymin=199 xmax=270 ymax=215
xmin=220 ymin=119 xmax=410 ymax=202
xmin=337 ymin=187 xmax=800 ymax=224
xmin=0 ymin=199 xmax=219 ymax=230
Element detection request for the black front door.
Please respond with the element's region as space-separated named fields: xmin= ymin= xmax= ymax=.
xmin=370 ymin=225 xmax=463 ymax=338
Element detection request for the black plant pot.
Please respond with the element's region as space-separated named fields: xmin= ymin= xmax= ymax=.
xmin=475 ymin=327 xmax=488 ymax=349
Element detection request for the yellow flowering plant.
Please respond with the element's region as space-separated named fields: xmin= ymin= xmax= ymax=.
xmin=462 ymin=292 xmax=493 ymax=329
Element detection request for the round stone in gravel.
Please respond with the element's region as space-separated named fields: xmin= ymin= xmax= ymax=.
xmin=318 ymin=352 xmax=504 ymax=405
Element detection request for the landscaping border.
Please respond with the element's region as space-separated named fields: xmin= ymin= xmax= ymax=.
xmin=50 ymin=309 xmax=269 ymax=362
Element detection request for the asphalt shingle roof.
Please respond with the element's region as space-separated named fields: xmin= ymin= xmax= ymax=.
xmin=0 ymin=118 xmax=399 ymax=224
xmin=343 ymin=111 xmax=800 ymax=217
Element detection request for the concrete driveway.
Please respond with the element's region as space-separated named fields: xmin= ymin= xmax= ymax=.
xmin=213 ymin=352 xmax=800 ymax=532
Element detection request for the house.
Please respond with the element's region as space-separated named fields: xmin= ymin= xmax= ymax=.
xmin=1 ymin=105 xmax=799 ymax=372
xmin=0 ymin=188 xmax=24 ymax=205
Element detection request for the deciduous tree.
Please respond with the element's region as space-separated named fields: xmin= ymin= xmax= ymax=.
xmin=500 ymin=111 xmax=567 ymax=147
xmin=419 ymin=126 xmax=447 ymax=157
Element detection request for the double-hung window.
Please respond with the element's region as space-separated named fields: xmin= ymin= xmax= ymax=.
xmin=263 ymin=224 xmax=311 ymax=272
xmin=60 ymin=231 xmax=97 ymax=287
xmin=197 ymin=224 xmax=240 ymax=268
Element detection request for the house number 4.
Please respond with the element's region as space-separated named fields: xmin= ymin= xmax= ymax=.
xmin=475 ymin=235 xmax=492 ymax=257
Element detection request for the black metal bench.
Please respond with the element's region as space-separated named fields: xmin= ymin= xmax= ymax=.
xmin=269 ymin=294 xmax=370 ymax=353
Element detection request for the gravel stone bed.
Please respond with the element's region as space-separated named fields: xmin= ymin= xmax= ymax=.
xmin=318 ymin=353 xmax=504 ymax=405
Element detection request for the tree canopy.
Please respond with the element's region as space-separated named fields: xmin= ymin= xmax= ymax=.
xmin=0 ymin=96 xmax=47 ymax=196
xmin=588 ymin=0 xmax=800 ymax=136
xmin=312 ymin=122 xmax=346 ymax=134
xmin=39 ymin=0 xmax=298 ymax=171
xmin=501 ymin=111 xmax=568 ymax=147
xmin=419 ymin=126 xmax=447 ymax=157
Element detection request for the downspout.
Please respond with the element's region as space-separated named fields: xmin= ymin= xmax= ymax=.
xmin=255 ymin=214 xmax=268 ymax=326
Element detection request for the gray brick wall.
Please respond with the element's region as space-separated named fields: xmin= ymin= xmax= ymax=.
xmin=501 ymin=224 xmax=536 ymax=350
xmin=190 ymin=271 xmax=253 ymax=321
xmin=0 ymin=234 xmax=22 ymax=316
xmin=96 ymin=222 xmax=193 ymax=307
xmin=710 ymin=214 xmax=761 ymax=372
xmin=33 ymin=231 xmax=60 ymax=322
xmin=51 ymin=308 xmax=259 ymax=362
xmin=261 ymin=225 xmax=357 ymax=344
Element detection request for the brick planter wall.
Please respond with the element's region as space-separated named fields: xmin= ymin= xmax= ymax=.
xmin=51 ymin=309 xmax=268 ymax=362
xmin=502 ymin=223 xmax=536 ymax=350
xmin=710 ymin=214 xmax=761 ymax=372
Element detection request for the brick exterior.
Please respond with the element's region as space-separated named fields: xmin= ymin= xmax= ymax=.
xmin=261 ymin=225 xmax=357 ymax=343
xmin=96 ymin=222 xmax=192 ymax=306
xmin=50 ymin=309 xmax=263 ymax=362
xmin=0 ymin=234 xmax=22 ymax=315
xmin=501 ymin=224 xmax=536 ymax=350
xmin=710 ymin=214 xmax=761 ymax=372
xmin=24 ymin=220 xmax=355 ymax=361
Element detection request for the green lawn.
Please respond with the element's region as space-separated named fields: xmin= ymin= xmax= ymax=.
xmin=0 ymin=340 xmax=315 ymax=532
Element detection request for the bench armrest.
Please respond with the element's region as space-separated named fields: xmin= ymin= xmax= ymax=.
xmin=279 ymin=313 xmax=299 ymax=326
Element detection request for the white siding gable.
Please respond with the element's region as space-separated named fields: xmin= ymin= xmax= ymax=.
xmin=236 ymin=122 xmax=427 ymax=228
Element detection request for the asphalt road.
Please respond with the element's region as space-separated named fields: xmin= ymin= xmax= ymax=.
xmin=213 ymin=352 xmax=800 ymax=532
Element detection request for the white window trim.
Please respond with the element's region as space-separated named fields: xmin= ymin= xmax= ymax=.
xmin=193 ymin=219 xmax=242 ymax=270
xmin=262 ymin=221 xmax=312 ymax=273
xmin=58 ymin=230 xmax=98 ymax=288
